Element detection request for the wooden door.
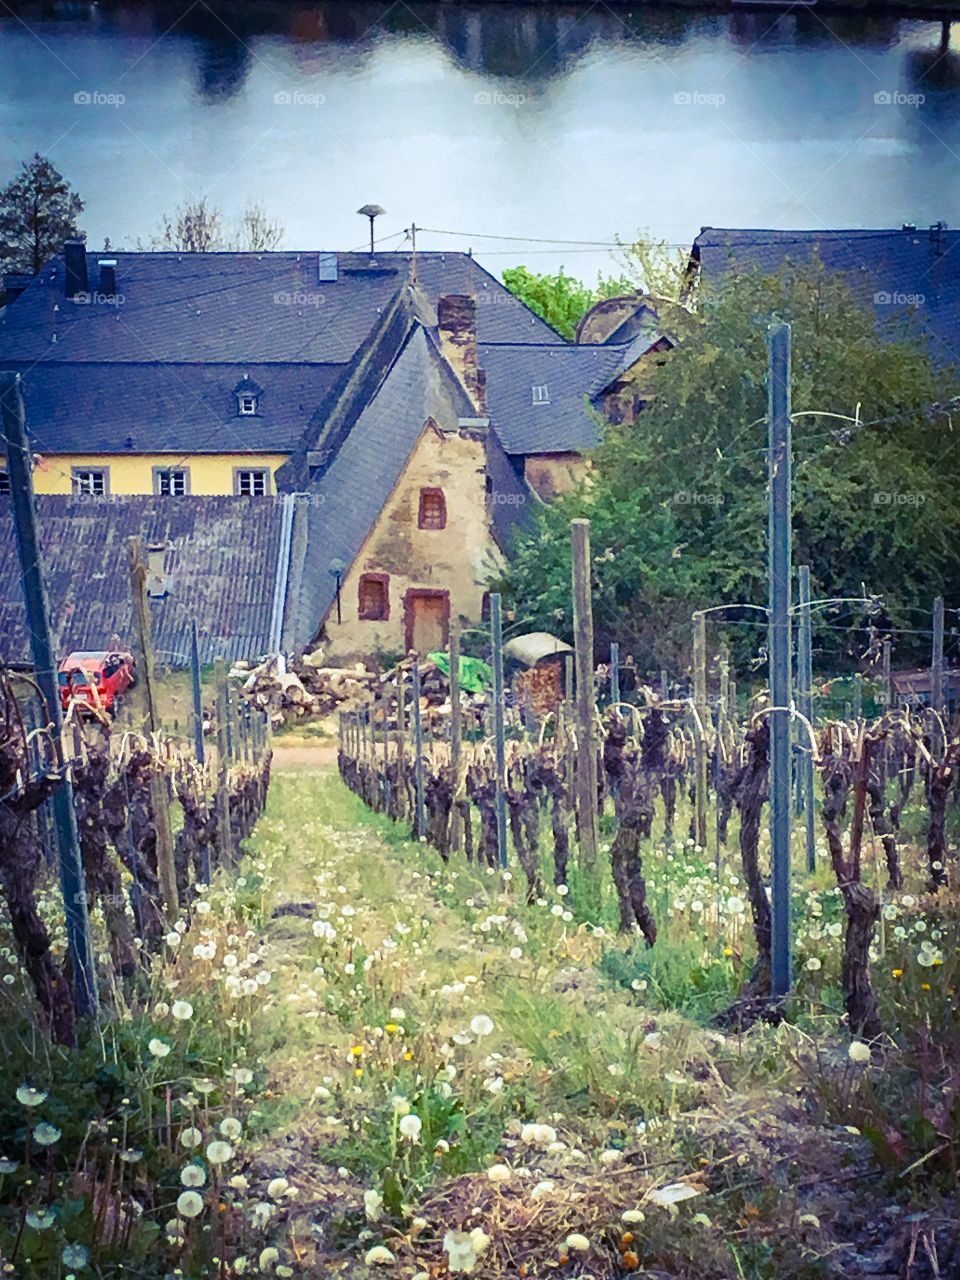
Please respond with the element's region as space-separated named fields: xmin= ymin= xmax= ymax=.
xmin=404 ymin=589 xmax=449 ymax=655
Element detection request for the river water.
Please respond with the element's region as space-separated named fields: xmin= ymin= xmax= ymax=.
xmin=1 ymin=2 xmax=959 ymax=279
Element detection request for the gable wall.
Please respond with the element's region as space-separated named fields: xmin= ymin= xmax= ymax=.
xmin=320 ymin=427 xmax=498 ymax=662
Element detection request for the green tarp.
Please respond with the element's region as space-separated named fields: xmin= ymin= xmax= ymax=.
xmin=427 ymin=652 xmax=493 ymax=694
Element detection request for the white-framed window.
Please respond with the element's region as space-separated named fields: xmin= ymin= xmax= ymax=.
xmin=154 ymin=467 xmax=189 ymax=496
xmin=238 ymin=394 xmax=258 ymax=416
xmin=72 ymin=467 xmax=109 ymax=496
xmin=235 ymin=468 xmax=269 ymax=497
xmin=0 ymin=469 xmax=10 ymax=495
xmin=532 ymin=384 xmax=550 ymax=405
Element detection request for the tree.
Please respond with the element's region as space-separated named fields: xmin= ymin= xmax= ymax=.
xmin=0 ymin=153 xmax=84 ymax=274
xmin=501 ymin=266 xmax=596 ymax=340
xmin=146 ymin=197 xmax=284 ymax=251
xmin=498 ymin=265 xmax=960 ymax=674
xmin=502 ymin=234 xmax=691 ymax=340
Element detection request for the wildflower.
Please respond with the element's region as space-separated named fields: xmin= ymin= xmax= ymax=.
xmin=120 ymin=1148 xmax=143 ymax=1163
xmin=364 ymin=1189 xmax=383 ymax=1222
xmin=33 ymin=1122 xmax=61 ymax=1146
xmin=364 ymin=1245 xmax=395 ymax=1264
xmin=171 ymin=1000 xmax=194 ymax=1021
xmin=0 ymin=1159 xmax=19 ymax=1174
xmin=600 ymin=1149 xmax=623 ymax=1164
xmin=566 ymin=1234 xmax=590 ymax=1252
xmin=232 ymin=1067 xmax=254 ymax=1085
xmin=484 ymin=1076 xmax=504 ymax=1095
xmin=646 ymin=1182 xmax=701 ymax=1207
xmin=26 ymin=1207 xmax=57 ymax=1230
xmin=891 ymin=969 xmax=903 ymax=979
xmin=176 ymin=1190 xmax=205 ymax=1218
xmin=531 ymin=1179 xmax=556 ymax=1200
xmin=206 ymin=1140 xmax=234 ymax=1165
xmin=229 ymin=1174 xmax=249 ymax=1192
xmin=557 ymin=885 xmax=569 ymax=896
xmin=384 ymin=1023 xmax=398 ymax=1035
xmin=16 ymin=1084 xmax=47 ymax=1108
xmin=398 ymin=1114 xmax=422 ymax=1144
xmin=470 ymin=1014 xmax=495 ymax=1038
xmin=148 ymin=1038 xmax=171 ymax=1058
xmin=486 ymin=1163 xmax=512 ymax=1184
xmin=622 ymin=1209 xmax=645 ymax=1224
xmin=799 ymin=1213 xmax=821 ymax=1229
xmin=509 ymin=947 xmax=523 ymax=960
xmin=521 ymin=1123 xmax=558 ymax=1148
xmin=391 ymin=1095 xmax=410 ymax=1116
xmin=805 ymin=957 xmax=822 ymax=972
xmin=180 ymin=1127 xmax=203 ymax=1149
xmin=725 ymin=896 xmax=745 ymax=915
xmin=267 ymin=1177 xmax=290 ymax=1200
xmin=848 ymin=1041 xmax=872 ymax=1064
xmin=664 ymin=1071 xmax=686 ymax=1085
xmin=351 ymin=1045 xmax=364 ymax=1058
xmin=61 ymin=1243 xmax=90 ymax=1267
xmin=219 ymin=1117 xmax=243 ymax=1139
xmin=181 ymin=1164 xmax=206 ymax=1187
xmin=194 ymin=1078 xmax=217 ymax=1095
xmin=643 ymin=1031 xmax=662 ymax=1049
xmin=435 ymin=1139 xmax=450 ymax=1156
xmin=259 ymin=1247 xmax=280 ymax=1270
xmin=443 ymin=1227 xmax=490 ymax=1273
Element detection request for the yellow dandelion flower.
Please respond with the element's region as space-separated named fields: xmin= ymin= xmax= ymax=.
xmin=384 ymin=1023 xmax=398 ymax=1035
xmin=891 ymin=969 xmax=903 ymax=979
xmin=351 ymin=1045 xmax=364 ymax=1057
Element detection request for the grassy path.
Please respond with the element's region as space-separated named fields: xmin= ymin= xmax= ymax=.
xmin=226 ymin=762 xmax=915 ymax=1280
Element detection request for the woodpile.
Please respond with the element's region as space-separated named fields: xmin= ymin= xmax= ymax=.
xmin=237 ymin=656 xmax=377 ymax=728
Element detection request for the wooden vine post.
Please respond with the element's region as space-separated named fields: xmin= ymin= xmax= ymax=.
xmin=489 ymin=593 xmax=509 ymax=867
xmin=448 ymin=619 xmax=462 ymax=854
xmin=214 ymin=657 xmax=234 ymax=866
xmin=411 ymin=656 xmax=426 ymax=839
xmin=931 ymin=595 xmax=944 ymax=754
xmin=767 ymin=321 xmax=793 ymax=999
xmin=797 ymin=564 xmax=817 ymax=873
xmin=128 ymin=535 xmax=179 ymax=921
xmin=1 ymin=372 xmax=99 ymax=1022
xmin=571 ymin=519 xmax=599 ymax=869
xmin=692 ymin=609 xmax=709 ymax=850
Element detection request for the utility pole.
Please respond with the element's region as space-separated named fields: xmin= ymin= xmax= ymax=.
xmin=128 ymin=536 xmax=179 ymax=920
xmin=448 ymin=619 xmax=462 ymax=854
xmin=692 ymin=610 xmax=709 ymax=849
xmin=1 ymin=373 xmax=98 ymax=1018
xmin=570 ymin=520 xmax=599 ymax=868
xmin=931 ymin=595 xmax=944 ymax=753
xmin=797 ymin=564 xmax=816 ymax=873
xmin=768 ymin=322 xmax=793 ymax=998
xmin=490 ymin=593 xmax=509 ymax=868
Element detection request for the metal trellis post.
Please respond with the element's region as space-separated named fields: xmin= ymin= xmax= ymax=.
xmin=768 ymin=321 xmax=793 ymax=998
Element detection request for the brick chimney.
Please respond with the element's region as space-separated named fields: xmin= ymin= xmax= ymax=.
xmin=64 ymin=239 xmax=88 ymax=299
xmin=437 ymin=294 xmax=486 ymax=413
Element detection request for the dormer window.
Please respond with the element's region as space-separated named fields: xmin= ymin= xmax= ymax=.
xmin=532 ymin=384 xmax=550 ymax=405
xmin=234 ymin=375 xmax=263 ymax=417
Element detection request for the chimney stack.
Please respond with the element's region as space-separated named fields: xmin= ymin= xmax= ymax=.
xmin=98 ymin=259 xmax=118 ymax=297
xmin=64 ymin=239 xmax=88 ymax=299
xmin=437 ymin=294 xmax=486 ymax=414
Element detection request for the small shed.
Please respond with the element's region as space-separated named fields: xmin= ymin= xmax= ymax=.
xmin=503 ymin=632 xmax=573 ymax=715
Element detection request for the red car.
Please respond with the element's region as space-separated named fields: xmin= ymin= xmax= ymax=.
xmin=58 ymin=650 xmax=136 ymax=716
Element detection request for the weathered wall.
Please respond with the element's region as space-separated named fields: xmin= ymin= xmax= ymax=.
xmin=524 ymin=453 xmax=587 ymax=502
xmin=29 ymin=453 xmax=289 ymax=495
xmin=321 ymin=425 xmax=499 ymax=662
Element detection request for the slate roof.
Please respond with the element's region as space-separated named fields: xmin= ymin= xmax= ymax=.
xmin=479 ymin=342 xmax=632 ymax=455
xmin=287 ymin=323 xmax=475 ymax=642
xmin=693 ymin=226 xmax=960 ymax=367
xmin=17 ymin=362 xmax=343 ymax=455
xmin=0 ymin=496 xmax=296 ymax=666
xmin=0 ymin=250 xmax=561 ymax=367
